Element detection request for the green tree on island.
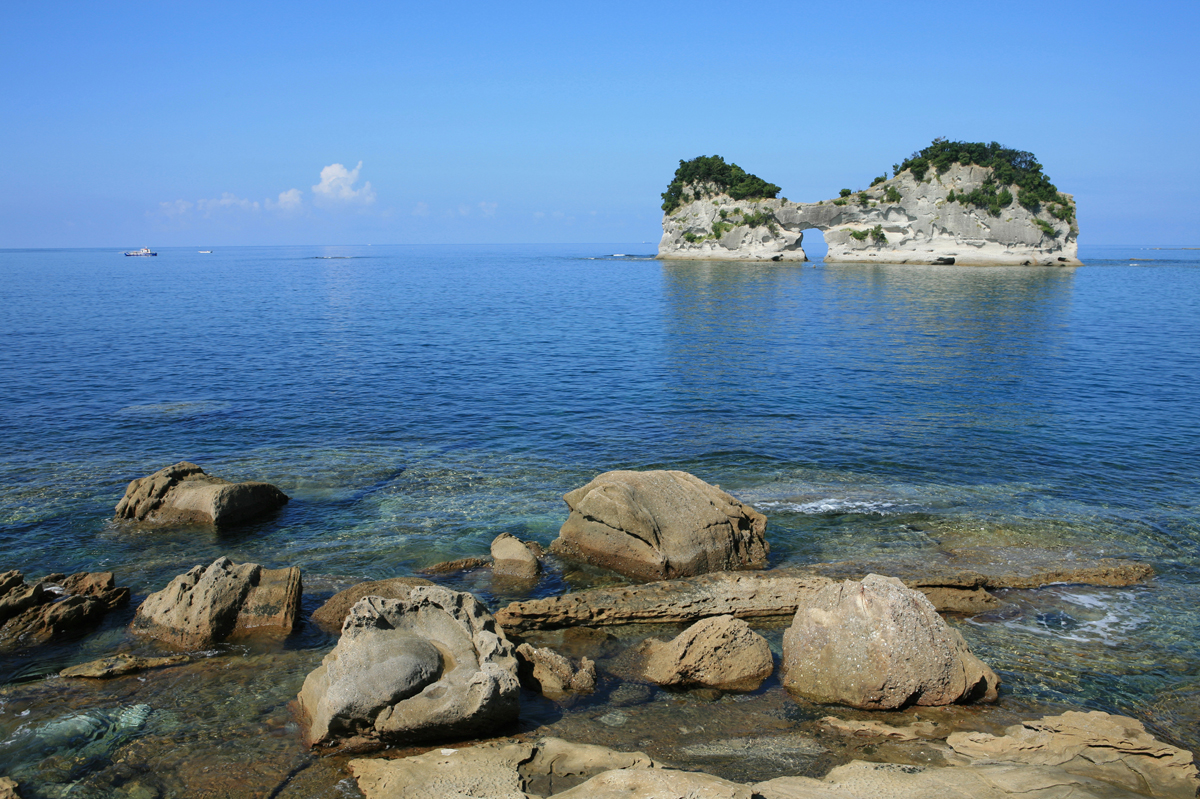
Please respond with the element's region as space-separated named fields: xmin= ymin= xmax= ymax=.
xmin=662 ymin=155 xmax=781 ymax=213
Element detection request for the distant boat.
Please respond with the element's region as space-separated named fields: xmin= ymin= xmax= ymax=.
xmin=124 ymin=248 xmax=157 ymax=256
xmin=198 ymin=250 xmax=212 ymax=253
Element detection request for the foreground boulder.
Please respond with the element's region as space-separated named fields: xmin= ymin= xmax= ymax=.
xmin=115 ymin=461 xmax=288 ymax=525
xmin=782 ymin=574 xmax=998 ymax=709
xmin=0 ymin=570 xmax=129 ymax=651
xmin=947 ymin=711 xmax=1200 ymax=799
xmin=641 ymin=615 xmax=773 ymax=692
xmin=130 ymin=556 xmax=301 ymax=648
xmin=515 ymin=643 xmax=596 ymax=696
xmin=311 ymin=576 xmax=434 ymax=632
xmin=549 ymin=470 xmax=768 ymax=581
xmin=298 ymin=587 xmax=519 ymax=748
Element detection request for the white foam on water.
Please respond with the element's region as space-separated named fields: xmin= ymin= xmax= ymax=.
xmin=757 ymin=498 xmax=901 ymax=515
xmin=981 ymin=587 xmax=1150 ymax=647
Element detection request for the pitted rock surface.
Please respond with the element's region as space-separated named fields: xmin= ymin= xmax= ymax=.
xmin=115 ymin=461 xmax=288 ymax=525
xmin=549 ymin=470 xmax=768 ymax=581
xmin=781 ymin=574 xmax=998 ymax=709
xmin=298 ymin=586 xmax=520 ymax=748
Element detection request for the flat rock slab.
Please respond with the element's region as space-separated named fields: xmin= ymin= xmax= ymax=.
xmin=115 ymin=461 xmax=289 ymax=525
xmin=311 ymin=576 xmax=434 ymax=632
xmin=550 ymin=470 xmax=768 ymax=581
xmin=130 ymin=556 xmax=301 ymax=648
xmin=553 ymin=767 xmax=754 ymax=799
xmin=60 ymin=654 xmax=189 ymax=679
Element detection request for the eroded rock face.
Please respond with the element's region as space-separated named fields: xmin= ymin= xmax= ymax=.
xmin=298 ymin=587 xmax=520 ymax=749
xmin=349 ymin=737 xmax=660 ymax=799
xmin=0 ymin=571 xmax=130 ymax=651
xmin=492 ymin=533 xmax=542 ymax=579
xmin=781 ymin=574 xmax=998 ymax=709
xmin=553 ymin=768 xmax=754 ymax=799
xmin=515 ymin=643 xmax=596 ymax=696
xmin=114 ymin=461 xmax=289 ymax=526
xmin=641 ymin=615 xmax=773 ymax=692
xmin=947 ymin=711 xmax=1200 ymax=799
xmin=311 ymin=576 xmax=434 ymax=633
xmin=130 ymin=556 xmax=301 ymax=648
xmin=549 ymin=470 xmax=768 ymax=581
xmin=658 ymin=164 xmax=1080 ymax=266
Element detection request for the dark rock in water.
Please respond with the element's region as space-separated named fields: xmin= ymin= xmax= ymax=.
xmin=640 ymin=615 xmax=773 ymax=692
xmin=0 ymin=570 xmax=130 ymax=651
xmin=60 ymin=654 xmax=190 ymax=679
xmin=515 ymin=642 xmax=595 ymax=696
xmin=130 ymin=556 xmax=301 ymax=648
xmin=607 ymin=682 xmax=654 ymax=707
xmin=311 ymin=576 xmax=434 ymax=633
xmin=297 ymin=587 xmax=520 ymax=749
xmin=781 ymin=574 xmax=999 ymax=710
xmin=114 ymin=461 xmax=288 ymax=526
xmin=417 ymin=556 xmax=490 ymax=575
xmin=549 ymin=470 xmax=768 ymax=581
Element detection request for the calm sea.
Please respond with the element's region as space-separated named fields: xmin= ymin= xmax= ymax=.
xmin=0 ymin=244 xmax=1197 ymax=795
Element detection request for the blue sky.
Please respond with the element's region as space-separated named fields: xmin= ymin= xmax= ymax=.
xmin=2 ymin=0 xmax=1197 ymax=247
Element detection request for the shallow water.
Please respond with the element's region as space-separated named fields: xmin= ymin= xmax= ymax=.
xmin=0 ymin=244 xmax=1197 ymax=795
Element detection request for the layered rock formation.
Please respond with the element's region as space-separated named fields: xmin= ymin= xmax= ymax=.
xmin=0 ymin=570 xmax=129 ymax=650
xmin=115 ymin=461 xmax=289 ymax=526
xmin=130 ymin=556 xmax=301 ymax=648
xmin=549 ymin=470 xmax=768 ymax=581
xmin=659 ymin=157 xmax=1080 ymax=266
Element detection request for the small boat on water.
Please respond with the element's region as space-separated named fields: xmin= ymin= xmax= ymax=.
xmin=124 ymin=248 xmax=157 ymax=257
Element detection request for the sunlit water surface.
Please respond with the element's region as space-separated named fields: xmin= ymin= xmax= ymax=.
xmin=0 ymin=244 xmax=1197 ymax=796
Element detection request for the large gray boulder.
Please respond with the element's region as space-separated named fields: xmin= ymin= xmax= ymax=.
xmin=947 ymin=711 xmax=1200 ymax=799
xmin=641 ymin=615 xmax=773 ymax=692
xmin=781 ymin=574 xmax=998 ymax=709
xmin=549 ymin=470 xmax=768 ymax=581
xmin=130 ymin=556 xmax=301 ymax=648
xmin=115 ymin=461 xmax=288 ymax=525
xmin=298 ymin=587 xmax=520 ymax=749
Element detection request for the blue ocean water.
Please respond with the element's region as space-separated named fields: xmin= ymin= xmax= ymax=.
xmin=0 ymin=244 xmax=1198 ymax=791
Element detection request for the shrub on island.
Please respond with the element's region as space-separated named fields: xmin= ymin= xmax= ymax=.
xmin=661 ymin=155 xmax=781 ymax=214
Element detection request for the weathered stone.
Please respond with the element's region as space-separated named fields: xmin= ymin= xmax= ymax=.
xmin=781 ymin=574 xmax=998 ymax=709
xmin=298 ymin=587 xmax=519 ymax=749
xmin=549 ymin=470 xmax=768 ymax=581
xmin=0 ymin=777 xmax=20 ymax=799
xmin=552 ymin=767 xmax=753 ymax=799
xmin=114 ymin=461 xmax=289 ymax=525
xmin=947 ymin=711 xmax=1200 ymax=799
xmin=497 ymin=570 xmax=832 ymax=632
xmin=818 ymin=716 xmax=943 ymax=741
xmin=130 ymin=556 xmax=301 ymax=648
xmin=418 ymin=556 xmax=490 ymax=575
xmin=515 ymin=643 xmax=595 ymax=696
xmin=311 ymin=576 xmax=435 ymax=632
xmin=349 ymin=737 xmax=660 ymax=799
xmin=0 ymin=571 xmax=131 ymax=651
xmin=60 ymin=654 xmax=189 ymax=679
xmin=491 ymin=533 xmax=541 ymax=579
xmin=641 ymin=615 xmax=773 ymax=692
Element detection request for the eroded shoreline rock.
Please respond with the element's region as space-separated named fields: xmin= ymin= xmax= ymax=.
xmin=549 ymin=470 xmax=768 ymax=581
xmin=0 ymin=570 xmax=130 ymax=651
xmin=311 ymin=576 xmax=435 ymax=633
xmin=115 ymin=461 xmax=289 ymax=526
xmin=641 ymin=615 xmax=773 ymax=692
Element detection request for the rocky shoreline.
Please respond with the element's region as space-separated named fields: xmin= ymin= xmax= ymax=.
xmin=0 ymin=463 xmax=1193 ymax=799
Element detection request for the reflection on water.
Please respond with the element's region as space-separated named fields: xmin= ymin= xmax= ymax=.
xmin=0 ymin=246 xmax=1197 ymax=796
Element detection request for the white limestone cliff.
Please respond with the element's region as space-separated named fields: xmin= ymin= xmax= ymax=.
xmin=658 ymin=164 xmax=1080 ymax=265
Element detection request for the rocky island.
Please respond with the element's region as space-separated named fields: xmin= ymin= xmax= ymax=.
xmin=657 ymin=139 xmax=1081 ymax=265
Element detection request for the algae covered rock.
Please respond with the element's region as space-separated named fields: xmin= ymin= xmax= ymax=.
xmin=549 ymin=470 xmax=768 ymax=581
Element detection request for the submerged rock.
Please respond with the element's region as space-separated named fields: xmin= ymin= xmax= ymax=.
xmin=60 ymin=653 xmax=190 ymax=679
xmin=114 ymin=461 xmax=288 ymax=525
xmin=549 ymin=470 xmax=768 ymax=581
xmin=515 ymin=642 xmax=595 ymax=696
xmin=130 ymin=556 xmax=301 ymax=648
xmin=310 ymin=576 xmax=434 ymax=633
xmin=781 ymin=574 xmax=999 ymax=709
xmin=641 ymin=615 xmax=773 ymax=692
xmin=0 ymin=570 xmax=130 ymax=651
xmin=298 ymin=586 xmax=520 ymax=749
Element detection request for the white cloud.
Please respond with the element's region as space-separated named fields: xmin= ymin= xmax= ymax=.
xmin=458 ymin=204 xmax=471 ymax=217
xmin=265 ymin=188 xmax=303 ymax=212
xmin=412 ymin=202 xmax=429 ymax=217
xmin=478 ymin=201 xmax=497 ymax=217
xmin=159 ymin=200 xmax=193 ymax=216
xmin=197 ymin=193 xmax=260 ymax=215
xmin=312 ymin=161 xmax=375 ymax=205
